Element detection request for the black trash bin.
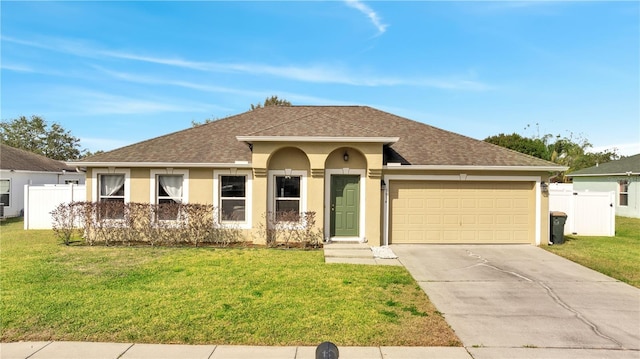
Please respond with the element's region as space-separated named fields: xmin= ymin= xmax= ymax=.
xmin=550 ymin=211 xmax=568 ymax=244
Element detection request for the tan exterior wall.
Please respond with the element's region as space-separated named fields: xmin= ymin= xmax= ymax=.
xmin=83 ymin=149 xmax=552 ymax=246
xmin=85 ymin=168 xmax=94 ymax=201
xmin=130 ymin=168 xmax=150 ymax=203
xmin=189 ymin=168 xmax=214 ymax=205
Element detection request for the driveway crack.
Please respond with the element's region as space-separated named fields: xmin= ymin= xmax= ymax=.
xmin=466 ymin=250 xmax=624 ymax=349
xmin=535 ymin=280 xmax=624 ymax=349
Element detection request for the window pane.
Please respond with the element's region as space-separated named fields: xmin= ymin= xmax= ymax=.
xmin=158 ymin=175 xmax=183 ymax=200
xmin=620 ymin=194 xmax=629 ymax=206
xmin=276 ymin=200 xmax=300 ymax=222
xmin=99 ymin=198 xmax=125 ymax=219
xmin=222 ymin=176 xmax=245 ymax=197
xmin=276 ymin=199 xmax=299 ymax=214
xmin=0 ymin=180 xmax=9 ymax=194
xmin=275 ymin=176 xmax=300 ymax=198
xmin=221 ymin=199 xmax=245 ymax=221
xmin=158 ymin=201 xmax=180 ymax=220
xmin=0 ymin=180 xmax=9 ymax=205
xmin=100 ymin=175 xmax=125 ymax=197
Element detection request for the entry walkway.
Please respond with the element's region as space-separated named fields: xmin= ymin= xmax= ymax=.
xmin=323 ymin=242 xmax=402 ymax=266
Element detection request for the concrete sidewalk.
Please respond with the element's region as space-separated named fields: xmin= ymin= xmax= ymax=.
xmin=0 ymin=341 xmax=472 ymax=359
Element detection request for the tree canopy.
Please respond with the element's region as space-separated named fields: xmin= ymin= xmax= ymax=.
xmin=250 ymin=95 xmax=291 ymax=110
xmin=1 ymin=115 xmax=88 ymax=161
xmin=192 ymin=96 xmax=292 ymax=127
xmin=484 ymin=130 xmax=620 ymax=180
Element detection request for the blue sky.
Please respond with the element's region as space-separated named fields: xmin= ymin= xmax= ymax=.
xmin=2 ymin=1 xmax=639 ymax=156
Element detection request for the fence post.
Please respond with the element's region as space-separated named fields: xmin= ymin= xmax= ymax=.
xmin=24 ymin=184 xmax=30 ymax=230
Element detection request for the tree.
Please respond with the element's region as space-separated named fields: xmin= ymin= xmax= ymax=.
xmin=1 ymin=115 xmax=85 ymax=160
xmin=250 ymin=95 xmax=291 ymax=110
xmin=191 ymin=118 xmax=216 ymax=127
xmin=484 ymin=129 xmax=619 ymax=181
xmin=484 ymin=133 xmax=551 ymax=160
xmin=192 ymin=96 xmax=292 ymax=127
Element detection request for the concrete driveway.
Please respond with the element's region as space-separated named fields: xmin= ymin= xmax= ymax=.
xmin=392 ymin=245 xmax=640 ymax=359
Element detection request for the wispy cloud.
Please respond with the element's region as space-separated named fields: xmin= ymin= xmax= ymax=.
xmin=344 ymin=0 xmax=388 ymax=36
xmin=5 ymin=34 xmax=491 ymax=91
xmin=1 ymin=63 xmax=36 ymax=73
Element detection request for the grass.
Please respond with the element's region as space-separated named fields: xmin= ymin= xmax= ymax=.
xmin=0 ymin=218 xmax=460 ymax=346
xmin=544 ymin=216 xmax=640 ymax=288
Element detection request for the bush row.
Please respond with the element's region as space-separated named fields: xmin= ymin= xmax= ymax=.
xmin=51 ymin=202 xmax=242 ymax=247
xmin=50 ymin=202 xmax=323 ymax=249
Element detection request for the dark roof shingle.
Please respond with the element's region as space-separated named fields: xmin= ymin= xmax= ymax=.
xmin=76 ymin=106 xmax=560 ymax=168
xmin=1 ymin=144 xmax=76 ymax=172
xmin=569 ymin=154 xmax=640 ymax=176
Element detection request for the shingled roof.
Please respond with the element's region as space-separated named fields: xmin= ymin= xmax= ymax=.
xmin=1 ymin=144 xmax=75 ymax=172
xmin=569 ymin=154 xmax=640 ymax=177
xmin=75 ymin=106 xmax=560 ymax=168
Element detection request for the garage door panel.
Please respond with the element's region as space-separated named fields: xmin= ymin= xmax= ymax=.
xmin=408 ymin=214 xmax=424 ymax=224
xmin=390 ymin=181 xmax=534 ymax=244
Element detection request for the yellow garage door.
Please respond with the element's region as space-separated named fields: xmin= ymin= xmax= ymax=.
xmin=390 ymin=181 xmax=535 ymax=244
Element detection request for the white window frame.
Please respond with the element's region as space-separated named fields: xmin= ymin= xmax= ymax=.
xmin=619 ymin=179 xmax=629 ymax=207
xmin=150 ymin=169 xmax=189 ymax=205
xmin=267 ymin=170 xmax=307 ymax=226
xmin=92 ymin=168 xmax=131 ymax=203
xmin=0 ymin=178 xmax=10 ymax=207
xmin=213 ymin=169 xmax=252 ymax=229
xmin=92 ymin=169 xmax=131 ymax=221
xmin=149 ymin=169 xmax=189 ymax=222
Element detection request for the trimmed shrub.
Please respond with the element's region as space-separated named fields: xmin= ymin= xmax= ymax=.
xmin=50 ymin=202 xmax=244 ymax=247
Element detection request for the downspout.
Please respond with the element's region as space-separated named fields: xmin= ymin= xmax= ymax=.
xmin=382 ymin=178 xmax=389 ymax=247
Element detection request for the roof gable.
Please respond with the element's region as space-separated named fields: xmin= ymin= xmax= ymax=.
xmin=1 ymin=144 xmax=75 ymax=172
xmin=75 ymin=106 xmax=561 ymax=168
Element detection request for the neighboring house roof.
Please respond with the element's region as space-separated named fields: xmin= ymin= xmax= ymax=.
xmin=569 ymin=154 xmax=640 ymax=177
xmin=73 ymin=106 xmax=562 ymax=169
xmin=0 ymin=144 xmax=76 ymax=172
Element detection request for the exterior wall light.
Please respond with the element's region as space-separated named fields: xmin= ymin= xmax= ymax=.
xmin=540 ymin=181 xmax=549 ymax=194
xmin=343 ymin=152 xmax=349 ymax=162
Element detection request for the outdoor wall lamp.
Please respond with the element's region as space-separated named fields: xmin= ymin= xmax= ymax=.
xmin=540 ymin=181 xmax=549 ymax=194
xmin=343 ymin=152 xmax=349 ymax=162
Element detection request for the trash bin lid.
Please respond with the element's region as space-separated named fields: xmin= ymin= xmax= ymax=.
xmin=550 ymin=211 xmax=567 ymax=217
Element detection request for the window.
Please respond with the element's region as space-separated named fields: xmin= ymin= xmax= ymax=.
xmin=619 ymin=180 xmax=629 ymax=207
xmin=220 ymin=175 xmax=246 ymax=222
xmin=99 ymin=174 xmax=125 ymax=218
xmin=0 ymin=179 xmax=9 ymax=206
xmin=214 ymin=170 xmax=251 ymax=228
xmin=65 ymin=179 xmax=79 ymax=185
xmin=275 ymin=176 xmax=301 ymax=221
xmin=156 ymin=175 xmax=184 ymax=220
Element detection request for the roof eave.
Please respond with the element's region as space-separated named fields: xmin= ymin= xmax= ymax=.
xmin=384 ymin=164 xmax=569 ymax=172
xmin=66 ymin=161 xmax=253 ymax=168
xmin=236 ymin=136 xmax=399 ymax=144
xmin=569 ymin=171 xmax=640 ymax=177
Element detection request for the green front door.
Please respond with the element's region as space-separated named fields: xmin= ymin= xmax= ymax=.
xmin=330 ymin=175 xmax=360 ymax=237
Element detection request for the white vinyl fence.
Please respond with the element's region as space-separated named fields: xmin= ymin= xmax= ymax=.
xmin=24 ymin=184 xmax=86 ymax=230
xmin=549 ymin=186 xmax=615 ymax=236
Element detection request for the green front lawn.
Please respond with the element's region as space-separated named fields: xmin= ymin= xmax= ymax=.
xmin=0 ymin=219 xmax=460 ymax=346
xmin=545 ymin=216 xmax=640 ymax=288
